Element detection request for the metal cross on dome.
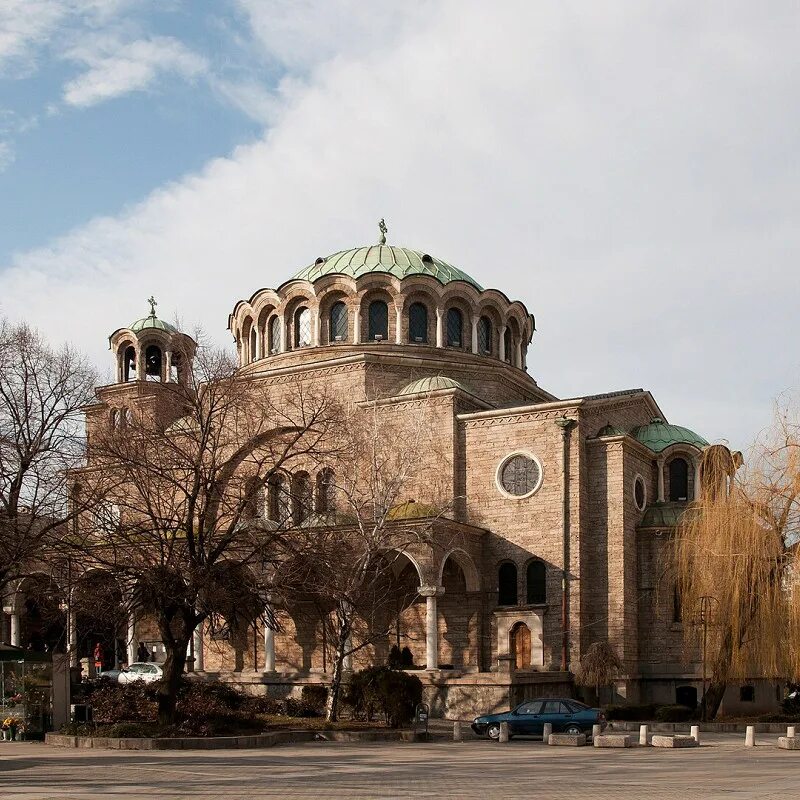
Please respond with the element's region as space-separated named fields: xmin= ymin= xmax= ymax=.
xmin=378 ymin=218 xmax=388 ymax=245
xmin=147 ymin=295 xmax=157 ymax=316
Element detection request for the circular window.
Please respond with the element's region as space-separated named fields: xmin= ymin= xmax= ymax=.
xmin=497 ymin=453 xmax=543 ymax=498
xmin=634 ymin=475 xmax=646 ymax=511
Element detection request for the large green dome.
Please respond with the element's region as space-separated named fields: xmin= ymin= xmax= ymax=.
xmin=634 ymin=418 xmax=708 ymax=453
xmin=291 ymin=245 xmax=483 ymax=290
xmin=129 ymin=315 xmax=178 ymax=334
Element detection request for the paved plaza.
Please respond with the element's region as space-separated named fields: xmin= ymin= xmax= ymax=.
xmin=0 ymin=734 xmax=798 ymax=800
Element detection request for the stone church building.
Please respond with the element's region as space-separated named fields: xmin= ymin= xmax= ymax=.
xmin=3 ymin=228 xmax=777 ymax=716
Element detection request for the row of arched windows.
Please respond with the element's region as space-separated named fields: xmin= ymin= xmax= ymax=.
xmin=498 ymin=560 xmax=546 ymax=606
xmin=240 ymin=301 xmax=524 ymax=366
xmin=109 ymin=407 xmax=134 ymax=430
xmin=263 ymin=468 xmax=335 ymax=526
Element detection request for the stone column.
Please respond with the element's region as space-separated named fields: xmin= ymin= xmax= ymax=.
xmin=127 ymin=609 xmax=137 ymax=666
xmin=135 ymin=345 xmax=145 ymax=380
xmin=313 ymin=310 xmax=320 ymax=347
xmin=435 ymin=308 xmax=444 ymax=348
xmin=499 ymin=325 xmax=507 ymax=362
xmin=278 ymin=314 xmax=287 ymax=353
xmin=353 ymin=308 xmax=361 ymax=343
xmin=193 ymin=621 xmax=205 ymax=672
xmin=657 ymin=458 xmax=665 ymax=503
xmin=419 ymin=586 xmax=444 ymax=670
xmin=164 ymin=349 xmax=172 ymax=382
xmin=263 ymin=621 xmax=275 ymax=673
xmin=693 ymin=459 xmax=702 ymax=500
xmin=515 ymin=339 xmax=522 ymax=368
xmin=471 ymin=317 xmax=479 ymax=354
xmin=10 ymin=612 xmax=20 ymax=647
xmin=395 ymin=306 xmax=403 ymax=344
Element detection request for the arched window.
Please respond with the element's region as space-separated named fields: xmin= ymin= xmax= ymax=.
xmin=503 ymin=328 xmax=512 ymax=364
xmin=526 ymin=561 xmax=546 ymax=605
xmin=292 ymin=472 xmax=312 ymax=524
xmin=478 ymin=316 xmax=492 ymax=354
xmin=446 ymin=307 xmax=463 ymax=347
xmin=329 ymin=302 xmax=348 ymax=342
xmin=268 ymin=315 xmax=280 ymax=354
xmin=316 ymin=468 xmax=335 ymax=513
xmin=669 ymin=458 xmax=689 ymax=501
xmin=268 ymin=474 xmax=291 ymax=522
xmin=144 ymin=345 xmax=162 ymax=380
xmin=408 ymin=303 xmax=428 ymax=343
xmin=249 ymin=327 xmax=257 ymax=363
xmin=368 ymin=300 xmax=388 ymax=341
xmin=498 ymin=562 xmax=518 ymax=606
xmin=294 ymin=307 xmax=312 ymax=348
xmin=122 ymin=345 xmax=136 ymax=381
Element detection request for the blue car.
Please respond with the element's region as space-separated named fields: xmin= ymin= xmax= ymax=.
xmin=471 ymin=697 xmax=605 ymax=740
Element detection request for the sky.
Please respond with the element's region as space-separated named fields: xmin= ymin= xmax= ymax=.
xmin=1 ymin=1 xmax=799 ymax=450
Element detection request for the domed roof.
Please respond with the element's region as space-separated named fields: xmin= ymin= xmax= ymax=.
xmin=386 ymin=499 xmax=439 ymax=520
xmin=399 ymin=376 xmax=470 ymax=395
xmin=292 ymin=245 xmax=483 ymax=290
xmin=633 ymin=418 xmax=708 ymax=453
xmin=129 ymin=314 xmax=178 ymax=335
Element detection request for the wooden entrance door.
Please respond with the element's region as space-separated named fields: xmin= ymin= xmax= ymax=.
xmin=511 ymin=623 xmax=531 ymax=669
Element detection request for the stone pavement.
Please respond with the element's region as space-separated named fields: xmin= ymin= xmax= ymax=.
xmin=0 ymin=733 xmax=797 ymax=800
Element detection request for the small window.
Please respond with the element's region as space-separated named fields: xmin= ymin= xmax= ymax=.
xmin=409 ymin=303 xmax=428 ymax=343
xmin=503 ymin=328 xmax=512 ymax=363
xmin=540 ymin=700 xmax=560 ymax=714
xmin=368 ymin=301 xmax=388 ymax=341
xmin=478 ymin=316 xmax=492 ymax=354
xmin=526 ymin=560 xmax=546 ymax=605
xmin=329 ymin=302 xmax=348 ymax=342
xmin=294 ymin=307 xmax=312 ymax=348
xmin=316 ymin=468 xmax=335 ymax=513
xmin=673 ymin=584 xmax=682 ymax=623
xmin=268 ymin=474 xmax=291 ymax=522
xmin=446 ymin=308 xmax=463 ymax=347
xmin=268 ymin=315 xmax=280 ymax=354
xmin=249 ymin=327 xmax=257 ymax=362
xmin=516 ymin=700 xmax=543 ymax=715
xmin=123 ymin=346 xmax=136 ymax=381
xmin=676 ymin=686 xmax=697 ymax=708
xmin=740 ymin=685 xmax=755 ymax=702
xmin=669 ymin=458 xmax=689 ymax=501
xmin=292 ymin=472 xmax=312 ymax=524
xmin=144 ymin=345 xmax=162 ymax=380
xmin=634 ymin=475 xmax=646 ymax=510
xmin=498 ymin=562 xmax=518 ymax=605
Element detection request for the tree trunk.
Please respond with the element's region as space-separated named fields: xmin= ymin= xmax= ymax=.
xmin=325 ymin=618 xmax=350 ymax=723
xmin=157 ymin=634 xmax=190 ymax=726
xmin=699 ymin=629 xmax=733 ymax=721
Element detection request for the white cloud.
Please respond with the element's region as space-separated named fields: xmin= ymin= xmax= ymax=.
xmin=62 ymin=35 xmax=207 ymax=107
xmin=2 ymin=1 xmax=799 ymax=449
xmin=0 ymin=140 xmax=13 ymax=171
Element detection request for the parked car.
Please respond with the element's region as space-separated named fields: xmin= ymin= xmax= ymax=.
xmin=471 ymin=698 xmax=605 ymax=740
xmin=116 ymin=662 xmax=163 ymax=684
xmin=97 ymin=668 xmax=122 ymax=683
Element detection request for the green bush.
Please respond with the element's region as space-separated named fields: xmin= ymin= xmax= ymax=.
xmin=604 ymin=704 xmax=658 ymax=721
xmin=344 ymin=666 xmax=423 ymax=727
xmin=655 ymin=705 xmax=694 ymax=722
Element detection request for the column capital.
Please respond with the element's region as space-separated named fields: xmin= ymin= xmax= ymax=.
xmin=418 ymin=585 xmax=444 ymax=598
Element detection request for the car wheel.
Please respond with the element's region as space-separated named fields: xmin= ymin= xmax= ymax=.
xmin=564 ymin=724 xmax=582 ymax=735
xmin=487 ymin=723 xmax=502 ymax=740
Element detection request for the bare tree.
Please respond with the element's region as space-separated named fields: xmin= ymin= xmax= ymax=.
xmin=0 ymin=320 xmax=96 ymax=599
xmin=67 ymin=341 xmax=340 ymax=724
xmin=284 ymin=401 xmax=452 ymax=722
xmin=675 ymin=401 xmax=800 ymax=720
xmin=574 ymin=640 xmax=622 ymax=706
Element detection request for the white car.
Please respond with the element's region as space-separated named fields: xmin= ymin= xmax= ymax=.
xmin=117 ymin=662 xmax=163 ymax=684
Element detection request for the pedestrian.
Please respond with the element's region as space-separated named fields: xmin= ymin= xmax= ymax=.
xmin=93 ymin=642 xmax=103 ymax=672
xmin=137 ymin=642 xmax=149 ymax=662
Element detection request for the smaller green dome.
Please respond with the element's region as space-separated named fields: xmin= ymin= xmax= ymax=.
xmin=129 ymin=314 xmax=178 ymax=335
xmin=386 ymin=500 xmax=438 ymax=520
xmin=596 ymin=422 xmax=624 ymax=437
xmin=399 ymin=376 xmax=470 ymax=395
xmin=634 ymin=418 xmax=708 ymax=453
xmin=639 ymin=502 xmax=689 ymax=529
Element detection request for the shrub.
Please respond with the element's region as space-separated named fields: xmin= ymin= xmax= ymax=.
xmin=285 ymin=697 xmax=321 ymax=718
xmin=87 ymin=682 xmax=157 ymax=723
xmin=301 ymin=685 xmax=328 ymax=714
xmin=781 ymin=694 xmax=800 ymax=716
xmin=243 ymin=695 xmax=285 ymax=715
xmin=344 ymin=666 xmax=422 ymax=727
xmin=604 ymin=704 xmax=658 ymax=721
xmin=655 ymin=705 xmax=694 ymax=722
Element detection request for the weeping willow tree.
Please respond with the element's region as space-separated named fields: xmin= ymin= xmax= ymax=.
xmin=675 ymin=405 xmax=800 ymax=720
xmin=574 ymin=641 xmax=623 ymax=706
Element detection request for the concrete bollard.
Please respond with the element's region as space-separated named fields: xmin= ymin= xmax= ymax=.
xmin=690 ymin=725 xmax=700 ymax=743
xmin=788 ymin=726 xmax=796 ymax=739
xmin=499 ymin=722 xmax=509 ymax=743
xmin=542 ymin=723 xmax=552 ymax=741
xmin=639 ymin=724 xmax=648 ymax=746
xmin=745 ymin=725 xmax=755 ymax=747
xmin=592 ymin=724 xmax=601 ymax=740
xmin=453 ymin=721 xmax=462 ymax=742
